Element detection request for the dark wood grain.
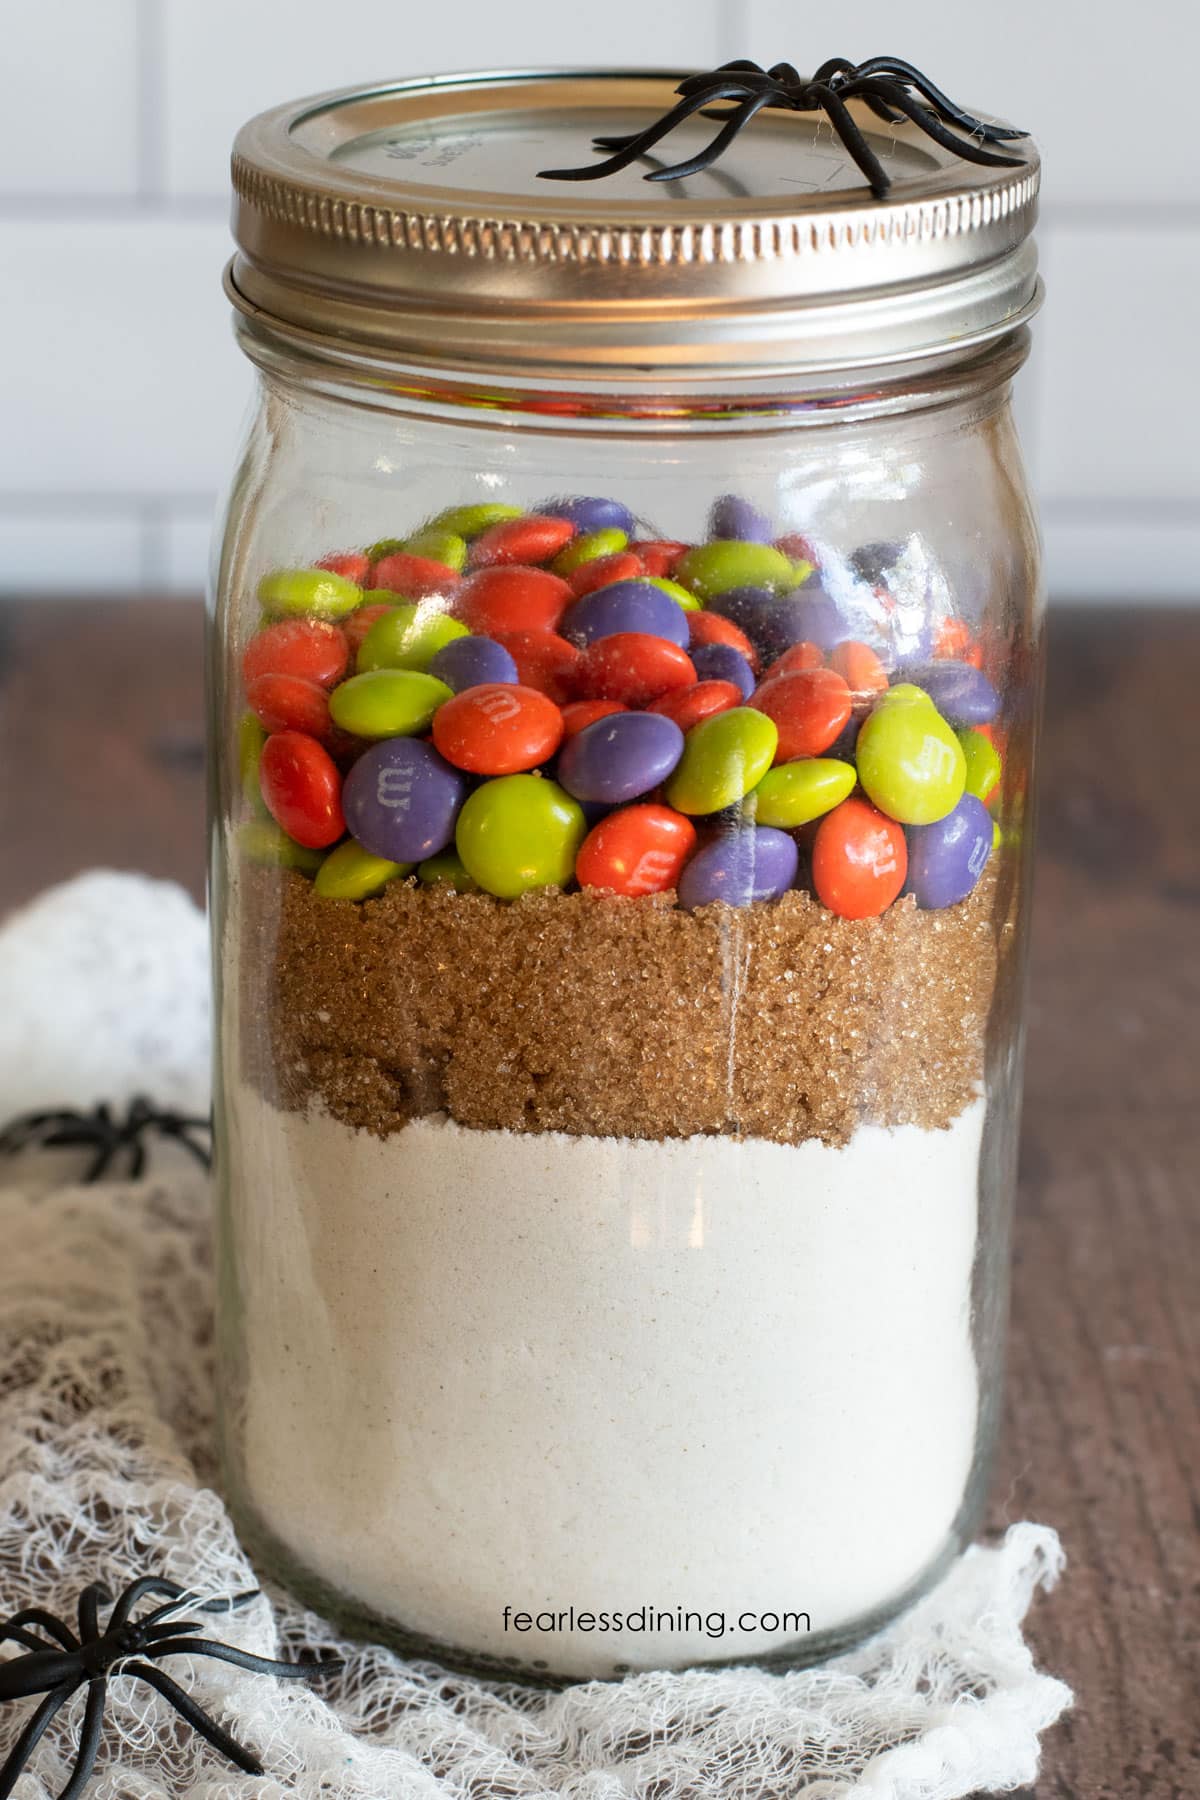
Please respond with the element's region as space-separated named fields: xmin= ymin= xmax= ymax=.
xmin=0 ymin=597 xmax=1196 ymax=1797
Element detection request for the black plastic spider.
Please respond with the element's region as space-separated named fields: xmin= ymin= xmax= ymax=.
xmin=0 ymin=1095 xmax=211 ymax=1181
xmin=0 ymin=1577 xmax=342 ymax=1800
xmin=539 ymin=56 xmax=1029 ymax=197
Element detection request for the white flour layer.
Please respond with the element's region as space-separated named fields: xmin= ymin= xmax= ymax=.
xmin=225 ymin=1087 xmax=984 ymax=1677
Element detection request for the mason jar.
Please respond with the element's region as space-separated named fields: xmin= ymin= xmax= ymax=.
xmin=210 ymin=69 xmax=1043 ymax=1682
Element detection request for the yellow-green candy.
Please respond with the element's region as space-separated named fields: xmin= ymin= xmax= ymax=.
xmin=552 ymin=527 xmax=628 ymax=574
xmin=429 ymin=503 xmax=523 ymax=538
xmin=402 ymin=528 xmax=468 ymax=570
xmin=237 ymin=712 xmax=269 ymax=815
xmin=357 ymin=603 xmax=468 ymax=673
xmin=645 ymin=575 xmax=702 ymax=612
xmin=456 ymin=774 xmax=586 ymax=899
xmin=315 ymin=839 xmax=410 ymax=900
xmin=747 ymin=758 xmax=857 ymax=828
xmin=856 ymin=684 xmax=966 ymax=825
xmin=417 ymin=848 xmax=480 ymax=891
xmin=329 ymin=669 xmax=453 ymax=738
xmin=666 ymin=707 xmax=778 ymax=815
xmin=673 ymin=540 xmax=793 ymax=599
xmin=257 ymin=567 xmax=362 ymax=621
xmin=237 ymin=820 xmax=325 ymax=873
xmin=958 ymin=727 xmax=1003 ymax=803
xmin=783 ymin=557 xmax=816 ymax=590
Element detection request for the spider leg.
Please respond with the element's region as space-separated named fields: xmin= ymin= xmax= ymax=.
xmin=0 ymin=1683 xmax=74 ymax=1800
xmin=147 ymin=1635 xmax=343 ymax=1680
xmin=0 ymin=1649 xmax=81 ymax=1702
xmin=0 ymin=1622 xmax=69 ymax=1655
xmin=541 ymin=84 xmax=751 ymax=178
xmin=77 ymin=1583 xmax=111 ymax=1645
xmin=644 ymin=90 xmax=781 ymax=183
xmin=813 ymin=85 xmax=892 ymax=197
xmin=82 ymin=1140 xmax=116 ymax=1184
xmin=853 ymin=58 xmax=1029 ymax=140
xmin=108 ymin=1578 xmax=190 ymax=1630
xmin=848 ymin=78 xmax=1026 ymax=169
xmin=56 ymin=1677 xmax=106 ymax=1800
xmin=197 ymin=1590 xmax=260 ymax=1615
xmin=2 ymin=1610 xmax=79 ymax=1652
xmin=126 ymin=1662 xmax=264 ymax=1776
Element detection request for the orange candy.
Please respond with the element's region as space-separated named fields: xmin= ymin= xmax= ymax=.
xmin=761 ymin=640 xmax=823 ymax=680
xmin=576 ymin=803 xmax=698 ymax=897
xmin=567 ymin=551 xmax=644 ymax=598
xmin=687 ymin=610 xmax=760 ymax=672
xmin=494 ymin=630 xmax=582 ymax=702
xmin=560 ymin=699 xmax=628 ymax=737
xmin=454 ymin=566 xmax=572 ymax=636
xmin=648 ymin=679 xmax=743 ymax=732
xmin=259 ymin=730 xmax=345 ymax=849
xmin=830 ymin=640 xmax=889 ymax=702
xmin=933 ymin=617 xmax=985 ymax=666
xmin=431 ymin=683 xmax=564 ymax=775
xmin=811 ymin=797 xmax=908 ymax=919
xmin=468 ymin=514 xmax=577 ymax=568
xmin=368 ymin=552 xmax=460 ymax=598
xmin=573 ymin=633 xmax=697 ymax=707
xmin=752 ymin=666 xmax=853 ymax=760
xmin=245 ymin=672 xmax=332 ymax=741
xmin=241 ymin=619 xmax=349 ymax=690
xmin=629 ymin=539 xmax=688 ymax=578
xmin=316 ymin=552 xmax=371 ymax=584
xmin=341 ymin=602 xmax=396 ymax=659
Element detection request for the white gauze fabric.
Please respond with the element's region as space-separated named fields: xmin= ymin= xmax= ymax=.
xmin=0 ymin=871 xmax=1073 ymax=1800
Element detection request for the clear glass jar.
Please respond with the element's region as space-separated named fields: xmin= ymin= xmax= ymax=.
xmin=212 ymin=71 xmax=1043 ymax=1682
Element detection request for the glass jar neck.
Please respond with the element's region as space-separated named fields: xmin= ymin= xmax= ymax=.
xmin=232 ymin=307 xmax=1032 ymax=436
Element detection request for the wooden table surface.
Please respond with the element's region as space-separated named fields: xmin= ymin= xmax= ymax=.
xmin=0 ymin=598 xmax=1196 ymax=1798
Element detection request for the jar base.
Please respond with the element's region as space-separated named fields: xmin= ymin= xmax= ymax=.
xmin=225 ymin=1474 xmax=990 ymax=1688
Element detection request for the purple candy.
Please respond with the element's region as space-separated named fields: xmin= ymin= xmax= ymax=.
xmin=905 ymin=796 xmax=993 ymax=910
xmin=906 ymin=660 xmax=1000 ymax=726
xmin=428 ymin=634 xmax=518 ymax=693
xmin=691 ymin=642 xmax=756 ymax=700
xmin=540 ymin=495 xmax=636 ymax=535
xmin=342 ymin=739 xmax=467 ymax=863
xmin=763 ymin=587 xmax=848 ymax=656
xmin=708 ymin=494 xmax=774 ymax=543
xmin=557 ymin=711 xmax=685 ymax=806
xmin=707 ymin=585 xmax=775 ymax=637
xmin=561 ymin=579 xmax=690 ymax=650
xmin=677 ymin=827 xmax=799 ymax=910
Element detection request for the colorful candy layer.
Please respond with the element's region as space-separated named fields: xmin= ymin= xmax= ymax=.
xmin=238 ymin=499 xmax=1006 ymax=919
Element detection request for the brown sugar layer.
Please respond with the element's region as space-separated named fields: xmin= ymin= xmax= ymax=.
xmin=236 ymin=860 xmax=1005 ymax=1147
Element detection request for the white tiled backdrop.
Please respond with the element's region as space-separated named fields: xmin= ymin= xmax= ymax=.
xmin=3 ymin=0 xmax=1197 ymax=598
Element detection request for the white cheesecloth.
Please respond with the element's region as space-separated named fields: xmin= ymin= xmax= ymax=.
xmin=0 ymin=872 xmax=1072 ymax=1800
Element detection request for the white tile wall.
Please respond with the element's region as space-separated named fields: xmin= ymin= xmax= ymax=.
xmin=2 ymin=0 xmax=1197 ymax=597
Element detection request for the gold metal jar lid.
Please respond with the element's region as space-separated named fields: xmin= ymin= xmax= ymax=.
xmin=228 ymin=69 xmax=1041 ymax=385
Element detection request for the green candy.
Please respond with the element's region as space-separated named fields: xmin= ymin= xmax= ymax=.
xmin=237 ymin=712 xmax=269 ymax=815
xmin=552 ymin=527 xmax=629 ymax=574
xmin=417 ymin=848 xmax=481 ymax=891
xmin=645 ymin=575 xmax=702 ymax=612
xmin=958 ymin=727 xmax=1003 ymax=803
xmin=357 ymin=604 xmax=469 ymax=673
xmin=364 ymin=537 xmax=406 ymax=562
xmin=856 ymin=684 xmax=967 ymax=825
xmin=402 ymin=528 xmax=468 ymax=570
xmin=748 ymin=758 xmax=857 ymax=828
xmin=237 ymin=820 xmax=325 ymax=874
xmin=673 ymin=540 xmax=793 ymax=599
xmin=329 ymin=669 xmax=453 ymax=738
xmin=666 ymin=707 xmax=778 ymax=816
xmin=456 ymin=774 xmax=586 ymax=899
xmin=783 ymin=557 xmax=816 ymax=590
xmin=315 ymin=839 xmax=410 ymax=900
xmin=257 ymin=567 xmax=362 ymax=621
xmin=429 ymin=503 xmax=523 ymax=538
